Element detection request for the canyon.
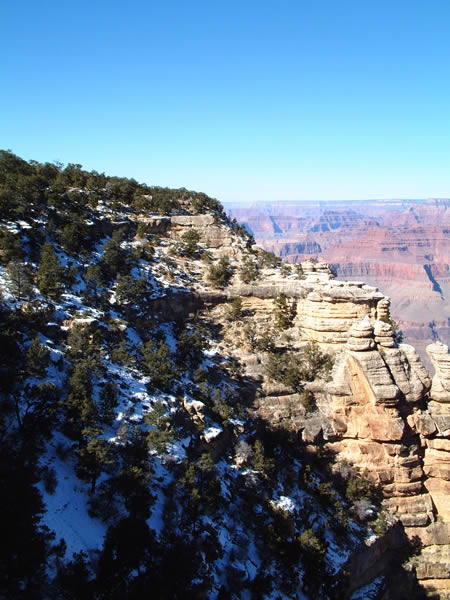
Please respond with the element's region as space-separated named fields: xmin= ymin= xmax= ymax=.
xmin=197 ymin=256 xmax=450 ymax=598
xmin=118 ymin=211 xmax=450 ymax=597
xmin=2 ymin=152 xmax=449 ymax=598
xmin=64 ymin=206 xmax=450 ymax=596
xmin=225 ymin=199 xmax=450 ymax=368
xmin=152 ymin=210 xmax=450 ymax=596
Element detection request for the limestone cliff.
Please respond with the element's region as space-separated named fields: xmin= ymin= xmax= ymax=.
xmin=143 ymin=213 xmax=449 ymax=596
xmin=226 ymin=200 xmax=450 ymax=371
xmin=10 ymin=153 xmax=450 ymax=599
xmin=197 ymin=257 xmax=449 ymax=597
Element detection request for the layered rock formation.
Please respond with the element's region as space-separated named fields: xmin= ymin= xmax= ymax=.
xmin=225 ymin=199 xmax=450 ymax=367
xmin=208 ymin=264 xmax=450 ymax=597
xmin=131 ymin=213 xmax=242 ymax=256
xmin=422 ymin=343 xmax=450 ymax=518
xmin=157 ymin=214 xmax=449 ymax=596
xmin=322 ymin=320 xmax=434 ymax=529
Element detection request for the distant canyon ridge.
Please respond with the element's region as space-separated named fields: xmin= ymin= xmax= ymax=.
xmin=225 ymin=199 xmax=450 ymax=367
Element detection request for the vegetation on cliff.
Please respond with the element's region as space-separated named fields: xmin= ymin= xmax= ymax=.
xmin=0 ymin=151 xmax=427 ymax=599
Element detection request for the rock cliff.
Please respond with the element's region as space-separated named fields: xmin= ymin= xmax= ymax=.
xmin=226 ymin=199 xmax=450 ymax=369
xmin=6 ymin=153 xmax=448 ymax=599
xmin=197 ymin=255 xmax=450 ymax=597
xmin=95 ymin=209 xmax=450 ymax=596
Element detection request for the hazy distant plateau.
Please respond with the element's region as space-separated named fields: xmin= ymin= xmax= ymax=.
xmin=225 ymin=198 xmax=450 ymax=367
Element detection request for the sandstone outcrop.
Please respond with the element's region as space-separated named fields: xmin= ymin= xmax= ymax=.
xmin=226 ymin=199 xmax=450 ymax=367
xmin=428 ymin=342 xmax=450 ymax=403
xmin=131 ymin=212 xmax=244 ymax=257
xmin=170 ymin=214 xmax=241 ymax=255
xmin=296 ymin=282 xmax=386 ymax=347
xmin=420 ymin=343 xmax=450 ymax=531
xmin=210 ymin=264 xmax=449 ymax=597
xmin=310 ymin=317 xmax=435 ymax=532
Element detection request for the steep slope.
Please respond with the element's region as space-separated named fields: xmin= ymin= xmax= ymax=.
xmin=212 ymin=269 xmax=450 ymax=598
xmin=0 ymin=153 xmax=371 ymax=600
xmin=1 ymin=152 xmax=449 ymax=599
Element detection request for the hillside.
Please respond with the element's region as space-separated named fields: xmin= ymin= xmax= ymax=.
xmin=1 ymin=152 xmax=449 ymax=599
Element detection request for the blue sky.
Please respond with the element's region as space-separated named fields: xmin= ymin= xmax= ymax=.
xmin=2 ymin=0 xmax=450 ymax=202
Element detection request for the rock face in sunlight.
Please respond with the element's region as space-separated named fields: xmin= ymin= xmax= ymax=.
xmin=1 ymin=153 xmax=448 ymax=599
xmin=226 ymin=199 xmax=450 ymax=369
xmin=214 ymin=263 xmax=450 ymax=597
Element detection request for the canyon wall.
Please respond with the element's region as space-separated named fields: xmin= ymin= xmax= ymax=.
xmin=226 ymin=199 xmax=450 ymax=369
xmin=209 ymin=264 xmax=450 ymax=598
xmin=165 ymin=214 xmax=449 ymax=596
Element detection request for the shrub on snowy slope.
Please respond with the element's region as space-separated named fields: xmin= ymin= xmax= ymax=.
xmin=0 ymin=151 xmax=412 ymax=600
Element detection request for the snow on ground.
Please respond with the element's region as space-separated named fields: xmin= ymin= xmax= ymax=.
xmin=350 ymin=576 xmax=384 ymax=599
xmin=0 ymin=267 xmax=17 ymax=308
xmin=271 ymin=495 xmax=297 ymax=514
xmin=324 ymin=530 xmax=351 ymax=575
xmin=146 ymin=460 xmax=172 ymax=535
xmin=125 ymin=326 xmax=142 ymax=346
xmin=37 ymin=434 xmax=108 ymax=559
xmin=160 ymin=322 xmax=177 ymax=353
xmin=169 ymin=435 xmax=191 ymax=462
xmin=243 ymin=538 xmax=260 ymax=580
xmin=106 ymin=361 xmax=151 ymax=415
xmin=202 ymin=425 xmax=223 ymax=442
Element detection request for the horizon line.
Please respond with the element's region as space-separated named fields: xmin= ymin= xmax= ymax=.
xmin=222 ymin=197 xmax=450 ymax=204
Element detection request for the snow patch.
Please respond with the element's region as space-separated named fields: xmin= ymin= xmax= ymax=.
xmin=350 ymin=576 xmax=384 ymax=600
xmin=271 ymin=495 xmax=297 ymax=514
xmin=202 ymin=426 xmax=223 ymax=442
xmin=38 ymin=436 xmax=107 ymax=558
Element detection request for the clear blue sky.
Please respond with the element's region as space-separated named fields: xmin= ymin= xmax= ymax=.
xmin=2 ymin=0 xmax=450 ymax=202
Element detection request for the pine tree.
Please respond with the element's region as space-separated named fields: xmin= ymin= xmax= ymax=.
xmin=22 ymin=382 xmax=59 ymax=439
xmin=96 ymin=517 xmax=154 ymax=595
xmin=239 ymin=257 xmax=259 ymax=283
xmin=207 ymin=257 xmax=232 ymax=288
xmin=295 ymin=263 xmax=305 ymax=279
xmin=0 ymin=442 xmax=52 ymax=598
xmin=181 ymin=228 xmax=201 ymax=257
xmin=141 ymin=339 xmax=177 ymax=391
xmin=145 ymin=400 xmax=174 ymax=453
xmin=302 ymin=342 xmax=333 ymax=381
xmin=36 ymin=243 xmax=64 ymax=299
xmin=111 ymin=340 xmax=135 ymax=367
xmin=76 ymin=428 xmax=112 ymax=493
xmin=273 ymin=293 xmax=296 ymax=330
xmin=26 ymin=337 xmax=50 ymax=377
xmin=177 ymin=326 xmax=209 ymax=366
xmin=226 ymin=296 xmax=243 ymax=320
xmin=98 ymin=382 xmax=118 ymax=426
xmin=100 ymin=237 xmax=127 ymax=279
xmin=6 ymin=260 xmax=33 ymax=300
xmin=115 ymin=465 xmax=153 ymax=519
xmin=56 ymin=551 xmax=94 ymax=599
xmin=66 ymin=323 xmax=96 ymax=360
xmin=0 ymin=227 xmax=23 ymax=264
xmin=66 ymin=359 xmax=97 ymax=436
xmin=82 ymin=265 xmax=103 ymax=305
xmin=253 ymin=439 xmax=275 ymax=477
